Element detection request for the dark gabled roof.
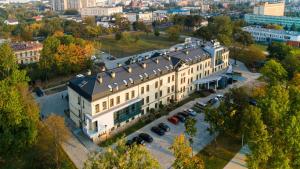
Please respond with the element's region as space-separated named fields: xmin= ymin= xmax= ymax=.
xmin=68 ymin=47 xmax=211 ymax=101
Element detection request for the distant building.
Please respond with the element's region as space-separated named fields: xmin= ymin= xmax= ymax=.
xmin=123 ymin=12 xmax=153 ymax=23
xmin=244 ymin=14 xmax=300 ymax=29
xmin=242 ymin=26 xmax=300 ymax=43
xmin=4 ymin=19 xmax=19 ymax=25
xmin=11 ymin=41 xmax=43 ymax=65
xmin=253 ymin=2 xmax=285 ymax=16
xmin=50 ymin=0 xmax=96 ymax=11
xmin=80 ymin=6 xmax=123 ymax=17
xmin=167 ymin=8 xmax=190 ymax=15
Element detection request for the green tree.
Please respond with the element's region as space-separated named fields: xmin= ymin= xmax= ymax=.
xmin=166 ymin=25 xmax=181 ymax=41
xmin=267 ymin=42 xmax=292 ymax=61
xmin=84 ymin=138 xmax=160 ymax=169
xmin=154 ymin=29 xmax=160 ymax=37
xmin=184 ymin=117 xmax=197 ymax=149
xmin=170 ymin=134 xmax=204 ymax=169
xmin=0 ymin=43 xmax=39 ymax=155
xmin=261 ymin=60 xmax=288 ymax=85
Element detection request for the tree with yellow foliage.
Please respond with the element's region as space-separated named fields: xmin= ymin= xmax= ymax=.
xmin=170 ymin=134 xmax=204 ymax=169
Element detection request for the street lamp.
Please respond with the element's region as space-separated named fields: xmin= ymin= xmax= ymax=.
xmin=105 ymin=125 xmax=108 ymax=141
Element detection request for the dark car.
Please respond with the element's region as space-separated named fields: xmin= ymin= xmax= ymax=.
xmin=208 ymin=97 xmax=218 ymax=105
xmin=151 ymin=126 xmax=165 ymax=136
xmin=249 ymin=99 xmax=257 ymax=106
xmin=126 ymin=139 xmax=135 ymax=146
xmin=132 ymin=136 xmax=145 ymax=145
xmin=139 ymin=133 xmax=153 ymax=143
xmin=174 ymin=114 xmax=186 ymax=122
xmin=35 ymin=87 xmax=44 ymax=97
xmin=168 ymin=116 xmax=179 ymax=125
xmin=158 ymin=123 xmax=170 ymax=132
xmin=178 ymin=112 xmax=189 ymax=118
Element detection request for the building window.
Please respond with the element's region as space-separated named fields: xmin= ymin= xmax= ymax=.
xmin=126 ymin=93 xmax=129 ymax=100
xmin=146 ymin=96 xmax=149 ymax=103
xmin=110 ymin=98 xmax=114 ymax=107
xmin=82 ymin=100 xmax=85 ymax=108
xmin=160 ymin=90 xmax=162 ymax=97
xmin=167 ymin=87 xmax=170 ymax=94
xmin=77 ymin=96 xmax=80 ymax=105
xmin=155 ymin=103 xmax=158 ymax=108
xmin=146 ymin=107 xmax=150 ymax=113
xmin=160 ymin=79 xmax=163 ymax=86
xmin=102 ymin=101 xmax=107 ymax=110
xmin=155 ymin=92 xmax=158 ymax=99
xmin=131 ymin=90 xmax=135 ymax=98
xmin=141 ymin=87 xmax=144 ymax=94
xmin=146 ymin=85 xmax=149 ymax=91
xmin=172 ymin=75 xmax=175 ymax=81
xmin=171 ymin=85 xmax=174 ymax=92
xmin=141 ymin=98 xmax=144 ymax=105
xmin=191 ymin=68 xmax=193 ymax=73
xmin=116 ymin=96 xmax=120 ymax=104
xmin=197 ymin=65 xmax=199 ymax=71
xmin=155 ymin=81 xmax=158 ymax=88
xmin=168 ymin=76 xmax=170 ymax=83
xmin=95 ymin=104 xmax=100 ymax=113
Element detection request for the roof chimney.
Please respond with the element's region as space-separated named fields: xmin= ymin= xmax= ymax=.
xmin=100 ymin=66 xmax=106 ymax=72
xmin=185 ymin=50 xmax=189 ymax=55
xmin=117 ymin=63 xmax=122 ymax=67
xmin=97 ymin=75 xmax=103 ymax=83
xmin=110 ymin=71 xmax=116 ymax=78
xmin=87 ymin=69 xmax=91 ymax=76
xmin=155 ymin=58 xmax=159 ymax=64
xmin=141 ymin=62 xmax=147 ymax=69
xmin=127 ymin=66 xmax=132 ymax=73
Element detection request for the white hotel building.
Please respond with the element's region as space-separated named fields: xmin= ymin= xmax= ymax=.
xmin=242 ymin=26 xmax=300 ymax=43
xmin=68 ymin=41 xmax=229 ymax=142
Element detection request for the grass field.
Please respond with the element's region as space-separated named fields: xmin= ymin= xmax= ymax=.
xmin=99 ymin=32 xmax=182 ymax=58
xmin=197 ymin=134 xmax=242 ymax=169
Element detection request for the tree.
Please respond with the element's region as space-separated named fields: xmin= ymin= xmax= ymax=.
xmin=0 ymin=43 xmax=39 ymax=155
xmin=267 ymin=42 xmax=292 ymax=61
xmin=170 ymin=134 xmax=204 ymax=169
xmin=290 ymin=23 xmax=297 ymax=31
xmin=166 ymin=25 xmax=181 ymax=41
xmin=84 ymin=138 xmax=160 ymax=169
xmin=44 ymin=114 xmax=71 ymax=169
xmin=115 ymin=31 xmax=123 ymax=40
xmin=184 ymin=117 xmax=197 ymax=149
xmin=234 ymin=30 xmax=254 ymax=46
xmin=261 ymin=59 xmax=287 ymax=85
xmin=154 ymin=29 xmax=160 ymax=37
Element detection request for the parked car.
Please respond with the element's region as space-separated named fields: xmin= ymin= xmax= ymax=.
xmin=178 ymin=112 xmax=189 ymax=118
xmin=139 ymin=133 xmax=153 ymax=143
xmin=158 ymin=123 xmax=170 ymax=132
xmin=132 ymin=136 xmax=145 ymax=145
xmin=216 ymin=94 xmax=224 ymax=99
xmin=195 ymin=102 xmax=207 ymax=110
xmin=208 ymin=97 xmax=218 ymax=105
xmin=174 ymin=114 xmax=186 ymax=122
xmin=126 ymin=139 xmax=135 ymax=147
xmin=249 ymin=99 xmax=257 ymax=106
xmin=186 ymin=109 xmax=197 ymax=116
xmin=35 ymin=87 xmax=44 ymax=97
xmin=151 ymin=126 xmax=165 ymax=136
xmin=168 ymin=116 xmax=179 ymax=125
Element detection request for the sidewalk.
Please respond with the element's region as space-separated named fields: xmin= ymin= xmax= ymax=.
xmin=224 ymin=145 xmax=250 ymax=169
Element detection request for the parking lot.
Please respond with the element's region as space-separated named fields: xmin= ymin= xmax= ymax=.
xmin=126 ymin=95 xmax=220 ymax=169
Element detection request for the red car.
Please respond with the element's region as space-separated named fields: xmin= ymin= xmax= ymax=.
xmin=168 ymin=116 xmax=179 ymax=125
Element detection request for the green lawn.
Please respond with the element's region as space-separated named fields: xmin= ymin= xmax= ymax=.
xmin=197 ymin=134 xmax=242 ymax=169
xmin=253 ymin=43 xmax=268 ymax=51
xmin=99 ymin=32 xmax=182 ymax=58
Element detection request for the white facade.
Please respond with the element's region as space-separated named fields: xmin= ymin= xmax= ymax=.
xmin=242 ymin=26 xmax=300 ymax=42
xmin=68 ymin=42 xmax=229 ymax=142
xmin=80 ymin=6 xmax=123 ymax=17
